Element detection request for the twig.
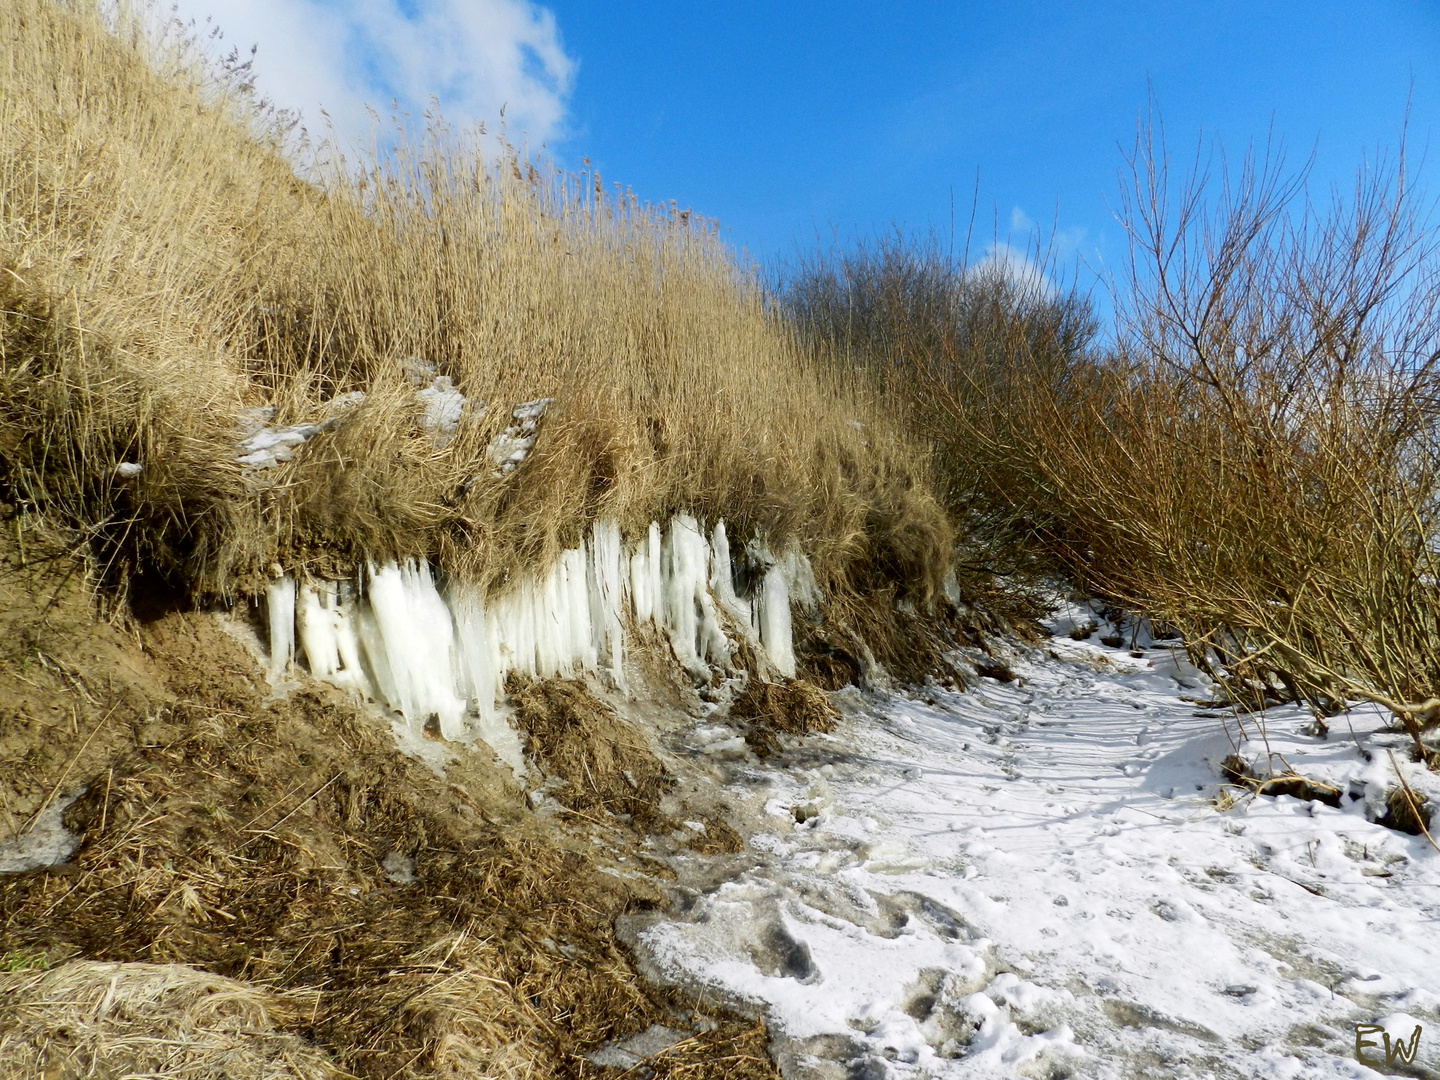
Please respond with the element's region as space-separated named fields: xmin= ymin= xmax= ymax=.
xmin=1387 ymin=749 xmax=1440 ymax=855
xmin=244 ymin=772 xmax=342 ymax=839
xmin=24 ymin=704 xmax=116 ymax=832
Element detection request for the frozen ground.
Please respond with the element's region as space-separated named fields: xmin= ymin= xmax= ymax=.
xmin=627 ymin=624 xmax=1440 ymax=1079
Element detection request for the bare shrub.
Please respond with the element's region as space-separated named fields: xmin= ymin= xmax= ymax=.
xmin=946 ymin=120 xmax=1440 ymax=757
xmin=777 ymin=231 xmax=1095 ymax=612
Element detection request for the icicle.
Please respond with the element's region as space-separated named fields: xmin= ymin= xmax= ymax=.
xmin=451 ymin=588 xmax=496 ymax=721
xmin=538 ymin=559 xmax=564 ymax=676
xmin=296 ymin=580 xmax=371 ymax=694
xmin=710 ymin=520 xmax=754 ymax=628
xmin=778 ymin=546 xmax=822 ymax=614
xmin=265 ymin=575 xmax=295 ymax=679
xmin=756 ymin=566 xmax=796 ymax=678
xmin=364 ymin=560 xmax=468 ymax=740
xmin=450 ymin=586 xmax=526 ymax=774
xmin=660 ymin=516 xmax=731 ymax=679
xmin=629 ymin=533 xmax=652 ymax=623
xmin=297 ymin=582 xmax=335 ymax=680
xmin=589 ymin=520 xmax=626 ymax=686
xmin=563 ymin=546 xmax=596 ymax=670
xmin=646 ymin=522 xmax=663 ymax=624
xmin=356 ymin=604 xmax=401 ymax=708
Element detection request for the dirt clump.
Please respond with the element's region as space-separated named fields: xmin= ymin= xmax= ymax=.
xmin=729 ymin=679 xmax=839 ymax=759
xmin=510 ymin=675 xmax=672 ymax=826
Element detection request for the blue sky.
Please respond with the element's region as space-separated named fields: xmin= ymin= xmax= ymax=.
xmin=544 ymin=0 xmax=1440 ymax=278
xmin=181 ymin=0 xmax=1440 ymax=279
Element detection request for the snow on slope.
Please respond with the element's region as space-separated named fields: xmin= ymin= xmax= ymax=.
xmin=631 ymin=630 xmax=1440 ymax=1079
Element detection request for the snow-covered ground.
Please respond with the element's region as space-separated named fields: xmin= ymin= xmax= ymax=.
xmin=629 ymin=626 xmax=1440 ymax=1079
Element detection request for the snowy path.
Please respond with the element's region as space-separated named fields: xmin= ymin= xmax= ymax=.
xmin=633 ymin=635 xmax=1440 ymax=1079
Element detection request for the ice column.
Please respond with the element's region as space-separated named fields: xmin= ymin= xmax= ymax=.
xmin=755 ymin=566 xmax=796 ymax=678
xmin=296 ymin=580 xmax=370 ymax=693
xmin=265 ymin=575 xmax=296 ymax=679
xmin=661 ymin=515 xmax=731 ymax=680
xmin=588 ymin=519 xmax=627 ymax=687
xmin=709 ymin=520 xmax=755 ymax=628
xmin=365 ymin=560 xmax=468 ymax=740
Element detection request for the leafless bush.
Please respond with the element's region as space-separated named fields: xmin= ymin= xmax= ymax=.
xmin=776 ymin=231 xmax=1096 ymax=611
xmin=953 ymin=121 xmax=1440 ymax=756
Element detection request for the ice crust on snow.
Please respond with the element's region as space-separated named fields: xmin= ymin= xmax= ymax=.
xmin=262 ymin=516 xmax=812 ymax=768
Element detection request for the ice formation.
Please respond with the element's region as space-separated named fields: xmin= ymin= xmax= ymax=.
xmin=262 ymin=517 xmax=815 ymax=764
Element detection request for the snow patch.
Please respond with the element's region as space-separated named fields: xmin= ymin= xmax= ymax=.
xmin=415 ymin=375 xmax=469 ymax=447
xmin=488 ymin=398 xmax=552 ymax=475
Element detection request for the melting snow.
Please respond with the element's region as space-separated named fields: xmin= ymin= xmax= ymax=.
xmin=235 ymin=393 xmax=366 ymax=470
xmin=416 ymin=375 xmax=470 ymax=447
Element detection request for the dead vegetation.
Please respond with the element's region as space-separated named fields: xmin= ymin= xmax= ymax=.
xmin=0 ymin=530 xmax=780 ymax=1080
xmin=510 ymin=675 xmax=671 ymax=824
xmin=785 ymin=115 xmax=1440 ymax=762
xmin=729 ymin=679 xmax=839 ymax=759
xmin=0 ymin=961 xmax=344 ymax=1080
xmin=0 ymin=0 xmax=953 ymax=674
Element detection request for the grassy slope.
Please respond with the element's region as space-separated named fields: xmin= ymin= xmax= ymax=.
xmin=0 ymin=523 xmax=780 ymax=1079
xmin=0 ymin=0 xmax=950 ymax=634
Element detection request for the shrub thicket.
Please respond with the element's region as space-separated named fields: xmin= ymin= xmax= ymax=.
xmin=782 ymin=130 xmax=1440 ymax=756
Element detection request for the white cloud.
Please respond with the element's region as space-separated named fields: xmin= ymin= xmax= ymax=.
xmin=168 ymin=0 xmax=574 ymax=149
xmin=1009 ymin=205 xmax=1037 ymax=235
xmin=968 ymin=241 xmax=1057 ymax=301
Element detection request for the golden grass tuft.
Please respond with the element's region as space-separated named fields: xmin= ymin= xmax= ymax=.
xmin=0 ymin=0 xmax=951 ymax=628
xmin=0 ymin=960 xmax=345 ymax=1080
xmin=729 ymin=678 xmax=838 ymax=759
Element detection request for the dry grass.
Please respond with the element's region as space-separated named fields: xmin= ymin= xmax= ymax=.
xmin=0 ymin=960 xmax=345 ymax=1080
xmin=0 ymin=0 xmax=950 ymax=632
xmin=728 ymin=678 xmax=838 ymax=758
xmin=0 ymin=628 xmax=771 ymax=1080
xmin=510 ymin=675 xmax=671 ymax=823
xmin=0 ymin=526 xmax=785 ymax=1080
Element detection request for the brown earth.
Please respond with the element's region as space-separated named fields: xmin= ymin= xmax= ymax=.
xmin=0 ymin=513 xmax=779 ymax=1080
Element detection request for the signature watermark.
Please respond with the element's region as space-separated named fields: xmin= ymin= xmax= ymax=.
xmin=1356 ymin=1022 xmax=1423 ymax=1068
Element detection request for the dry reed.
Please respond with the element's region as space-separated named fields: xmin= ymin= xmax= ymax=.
xmin=0 ymin=0 xmax=950 ymax=623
